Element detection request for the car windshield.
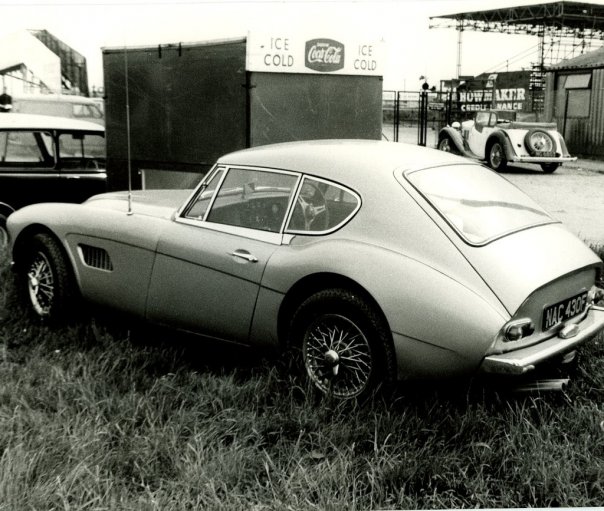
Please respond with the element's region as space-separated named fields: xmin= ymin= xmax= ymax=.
xmin=405 ymin=164 xmax=554 ymax=245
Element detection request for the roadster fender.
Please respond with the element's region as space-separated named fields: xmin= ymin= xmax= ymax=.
xmin=438 ymin=127 xmax=476 ymax=159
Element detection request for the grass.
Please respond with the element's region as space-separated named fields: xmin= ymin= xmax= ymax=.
xmin=0 ymin=246 xmax=603 ymax=510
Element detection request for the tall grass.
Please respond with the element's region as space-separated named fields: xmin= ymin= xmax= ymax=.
xmin=0 ymin=247 xmax=602 ymax=510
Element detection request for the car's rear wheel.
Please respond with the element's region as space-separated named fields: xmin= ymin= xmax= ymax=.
xmin=289 ymin=288 xmax=394 ymax=400
xmin=487 ymin=141 xmax=507 ymax=172
xmin=21 ymin=233 xmax=75 ymax=321
xmin=438 ymin=136 xmax=458 ymax=154
xmin=541 ymin=163 xmax=559 ymax=173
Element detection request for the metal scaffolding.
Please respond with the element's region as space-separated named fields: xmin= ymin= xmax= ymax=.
xmin=430 ymin=1 xmax=604 ymax=71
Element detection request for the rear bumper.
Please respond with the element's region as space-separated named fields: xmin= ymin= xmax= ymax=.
xmin=509 ymin=155 xmax=577 ymax=164
xmin=480 ymin=305 xmax=604 ymax=375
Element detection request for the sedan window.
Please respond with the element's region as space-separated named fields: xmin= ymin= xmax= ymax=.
xmin=206 ymin=167 xmax=298 ymax=233
xmin=58 ymin=132 xmax=105 ymax=159
xmin=0 ymin=130 xmax=53 ymax=165
xmin=405 ymin=164 xmax=554 ymax=245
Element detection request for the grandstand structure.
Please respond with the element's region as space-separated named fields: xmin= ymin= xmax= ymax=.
xmin=430 ymin=1 xmax=604 ymax=110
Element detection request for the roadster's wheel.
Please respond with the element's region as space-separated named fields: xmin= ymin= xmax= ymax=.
xmin=21 ymin=233 xmax=75 ymax=321
xmin=541 ymin=163 xmax=559 ymax=173
xmin=289 ymin=289 xmax=394 ymax=400
xmin=438 ymin=136 xmax=457 ymax=154
xmin=487 ymin=141 xmax=507 ymax=172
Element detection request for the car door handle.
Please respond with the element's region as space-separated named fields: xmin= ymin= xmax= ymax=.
xmin=229 ymin=250 xmax=258 ymax=263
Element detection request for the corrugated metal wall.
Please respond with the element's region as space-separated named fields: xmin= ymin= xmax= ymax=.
xmin=547 ymin=67 xmax=604 ymax=157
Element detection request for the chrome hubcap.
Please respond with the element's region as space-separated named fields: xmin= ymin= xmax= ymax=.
xmin=27 ymin=251 xmax=54 ymax=316
xmin=303 ymin=314 xmax=373 ymax=399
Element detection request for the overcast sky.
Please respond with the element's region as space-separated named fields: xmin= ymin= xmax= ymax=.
xmin=1 ymin=0 xmax=602 ymax=91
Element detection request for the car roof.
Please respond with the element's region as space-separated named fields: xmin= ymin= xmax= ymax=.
xmin=0 ymin=113 xmax=104 ymax=132
xmin=218 ymin=139 xmax=469 ymax=185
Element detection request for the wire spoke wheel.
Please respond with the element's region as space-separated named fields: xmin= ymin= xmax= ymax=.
xmin=303 ymin=313 xmax=373 ymax=399
xmin=20 ymin=233 xmax=75 ymax=322
xmin=27 ymin=251 xmax=55 ymax=316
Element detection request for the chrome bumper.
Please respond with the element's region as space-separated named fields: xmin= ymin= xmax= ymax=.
xmin=510 ymin=156 xmax=577 ymax=164
xmin=480 ymin=305 xmax=604 ymax=375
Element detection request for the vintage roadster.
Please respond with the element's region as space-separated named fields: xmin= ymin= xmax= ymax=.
xmin=438 ymin=110 xmax=575 ymax=173
xmin=7 ymin=140 xmax=604 ymax=399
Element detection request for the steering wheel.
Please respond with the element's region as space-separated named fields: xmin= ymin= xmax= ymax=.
xmin=295 ymin=182 xmax=329 ymax=231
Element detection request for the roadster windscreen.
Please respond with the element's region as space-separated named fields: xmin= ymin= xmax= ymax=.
xmin=404 ymin=164 xmax=555 ymax=245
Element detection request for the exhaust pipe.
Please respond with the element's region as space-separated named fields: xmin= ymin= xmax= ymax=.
xmin=511 ymin=378 xmax=570 ymax=393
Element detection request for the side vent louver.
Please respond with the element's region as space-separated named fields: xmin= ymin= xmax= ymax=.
xmin=79 ymin=244 xmax=113 ymax=271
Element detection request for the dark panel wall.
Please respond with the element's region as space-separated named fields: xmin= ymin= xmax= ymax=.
xmin=249 ymin=72 xmax=383 ymax=147
xmin=103 ymin=41 xmax=247 ymax=190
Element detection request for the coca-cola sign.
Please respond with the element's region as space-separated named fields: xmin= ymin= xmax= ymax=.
xmin=305 ymin=39 xmax=345 ymax=72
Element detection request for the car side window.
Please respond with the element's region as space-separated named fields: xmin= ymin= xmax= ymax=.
xmin=286 ymin=177 xmax=360 ymax=234
xmin=0 ymin=130 xmax=53 ymax=166
xmin=183 ymin=167 xmax=225 ymax=220
xmin=206 ymin=167 xmax=298 ymax=233
xmin=58 ymin=132 xmax=105 ymax=159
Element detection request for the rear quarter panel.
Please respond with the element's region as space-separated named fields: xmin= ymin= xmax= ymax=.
xmin=263 ymin=237 xmax=508 ymax=376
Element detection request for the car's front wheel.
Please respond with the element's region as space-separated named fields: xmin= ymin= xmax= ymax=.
xmin=487 ymin=141 xmax=507 ymax=172
xmin=20 ymin=233 xmax=76 ymax=321
xmin=541 ymin=163 xmax=559 ymax=173
xmin=0 ymin=213 xmax=8 ymax=249
xmin=438 ymin=135 xmax=458 ymax=154
xmin=289 ymin=289 xmax=394 ymax=400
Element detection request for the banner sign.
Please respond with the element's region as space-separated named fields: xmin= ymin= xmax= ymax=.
xmin=246 ymin=32 xmax=384 ymax=76
xmin=455 ymin=71 xmax=532 ymax=112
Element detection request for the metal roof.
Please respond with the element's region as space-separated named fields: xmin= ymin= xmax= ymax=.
xmin=0 ymin=113 xmax=104 ymax=131
xmin=430 ymin=1 xmax=604 ymax=37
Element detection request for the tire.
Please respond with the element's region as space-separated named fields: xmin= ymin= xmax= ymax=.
xmin=487 ymin=141 xmax=507 ymax=172
xmin=0 ymin=213 xmax=8 ymax=249
xmin=288 ymin=288 xmax=395 ymax=400
xmin=541 ymin=163 xmax=559 ymax=173
xmin=524 ymin=129 xmax=555 ymax=157
xmin=438 ymin=136 xmax=457 ymax=154
xmin=20 ymin=233 xmax=76 ymax=321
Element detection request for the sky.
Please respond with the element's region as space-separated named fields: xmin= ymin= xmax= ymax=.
xmin=1 ymin=0 xmax=602 ymax=91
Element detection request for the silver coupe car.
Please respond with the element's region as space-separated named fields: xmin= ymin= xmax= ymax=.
xmin=7 ymin=140 xmax=604 ymax=399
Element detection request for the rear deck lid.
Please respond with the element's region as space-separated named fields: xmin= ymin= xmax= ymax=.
xmin=402 ymin=163 xmax=602 ymax=314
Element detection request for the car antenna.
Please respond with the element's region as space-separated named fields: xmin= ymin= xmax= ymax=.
xmin=124 ymin=44 xmax=133 ymax=215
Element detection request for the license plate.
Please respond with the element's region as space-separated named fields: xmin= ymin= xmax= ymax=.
xmin=542 ymin=292 xmax=588 ymax=331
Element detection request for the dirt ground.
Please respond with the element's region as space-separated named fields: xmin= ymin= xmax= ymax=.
xmin=502 ymin=159 xmax=604 ymax=246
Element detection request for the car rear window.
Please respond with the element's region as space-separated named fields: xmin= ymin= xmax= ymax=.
xmin=404 ymin=164 xmax=554 ymax=245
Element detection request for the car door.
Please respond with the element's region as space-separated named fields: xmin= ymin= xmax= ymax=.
xmin=0 ymin=129 xmax=58 ymax=210
xmin=145 ymin=165 xmax=300 ymax=344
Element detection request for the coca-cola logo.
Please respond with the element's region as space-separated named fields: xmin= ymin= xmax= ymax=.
xmin=305 ymin=39 xmax=345 ymax=72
